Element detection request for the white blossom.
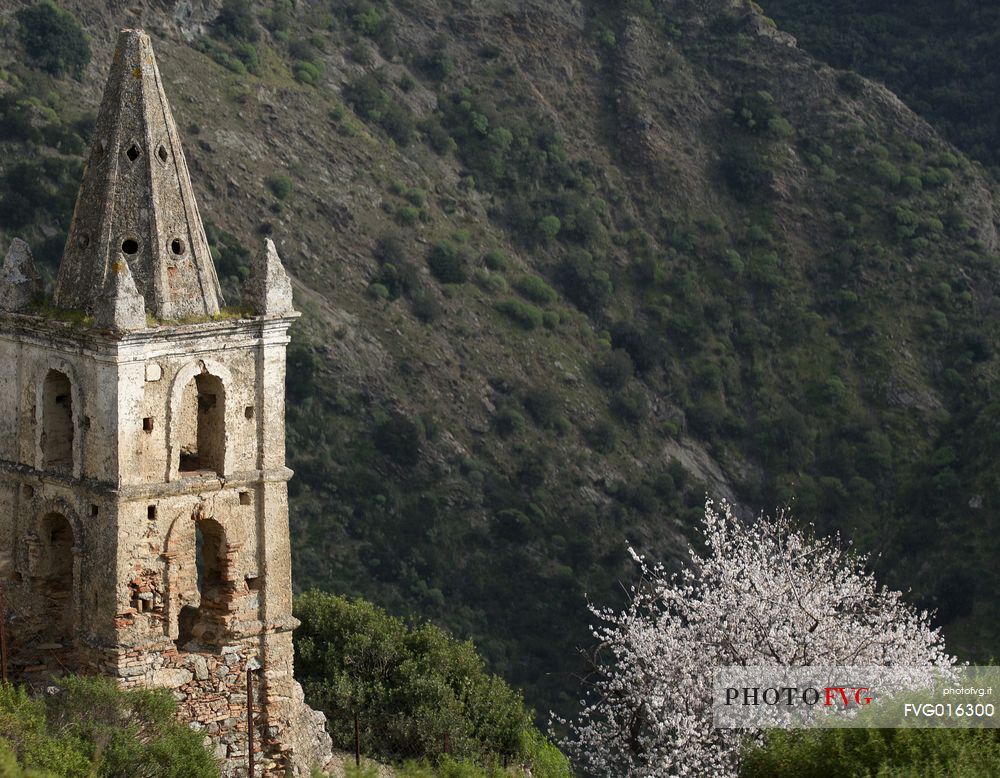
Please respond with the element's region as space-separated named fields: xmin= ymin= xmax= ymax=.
xmin=556 ymin=499 xmax=953 ymax=776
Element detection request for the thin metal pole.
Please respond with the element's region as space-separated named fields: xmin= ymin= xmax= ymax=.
xmin=354 ymin=712 xmax=360 ymax=766
xmin=0 ymin=585 xmax=7 ymax=684
xmin=247 ymin=668 xmax=255 ymax=778
xmin=444 ymin=730 xmax=449 ymax=755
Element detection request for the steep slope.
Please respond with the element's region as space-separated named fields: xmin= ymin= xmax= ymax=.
xmin=0 ymin=0 xmax=997 ymax=718
xmin=761 ymin=0 xmax=1000 ymax=175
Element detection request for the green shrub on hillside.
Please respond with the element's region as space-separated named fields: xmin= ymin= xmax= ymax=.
xmin=732 ymin=91 xmax=783 ymax=135
xmin=0 ymin=677 xmax=218 ymax=777
xmin=427 ymin=241 xmax=468 ymax=284
xmin=483 ymin=250 xmax=507 ymax=271
xmin=420 ymin=36 xmax=455 ymax=82
xmin=594 ymin=349 xmax=635 ymax=389
xmin=294 ymin=591 xmax=569 ymax=774
xmin=555 ymin=250 xmax=612 ymax=315
xmin=584 ymin=419 xmax=617 ymax=453
xmin=214 ymin=0 xmax=259 ymax=42
xmin=294 ymin=60 xmax=323 ymax=85
xmin=265 ymin=174 xmax=293 ymax=200
xmin=719 ymin=142 xmax=775 ymax=202
xmin=522 ymin=385 xmax=561 ymax=428
xmin=496 ymin=299 xmax=543 ymax=330
xmin=513 ymin=275 xmax=557 ymax=304
xmin=410 ymin=288 xmax=443 ymax=323
xmin=344 ymin=73 xmax=415 ymax=145
xmin=15 ymin=2 xmax=91 ymax=79
xmin=373 ymin=411 xmax=423 ymax=466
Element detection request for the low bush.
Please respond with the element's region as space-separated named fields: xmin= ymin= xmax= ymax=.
xmin=610 ymin=386 xmax=649 ymax=426
xmin=555 ymin=250 xmax=613 ymax=315
xmin=293 ymin=60 xmax=323 ymax=85
xmin=427 ymin=241 xmax=468 ymax=284
xmin=514 ymin=275 xmax=557 ymax=304
xmin=483 ymin=250 xmax=508 ymax=271
xmin=523 ymin=385 xmax=562 ymax=428
xmin=494 ymin=406 xmax=526 ymax=437
xmin=214 ymin=0 xmax=259 ymax=42
xmin=594 ymin=349 xmax=635 ymax=389
xmin=496 ymin=299 xmax=543 ymax=330
xmin=410 ymin=288 xmax=442 ymax=323
xmin=344 ymin=73 xmax=416 ymax=145
xmin=584 ymin=419 xmax=617 ymax=453
xmin=373 ymin=412 xmax=422 ymax=466
xmin=265 ymin=173 xmax=293 ymax=200
xmin=0 ymin=676 xmax=218 ymax=776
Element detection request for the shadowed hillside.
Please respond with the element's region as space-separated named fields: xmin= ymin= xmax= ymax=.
xmin=0 ymin=0 xmax=997 ymax=717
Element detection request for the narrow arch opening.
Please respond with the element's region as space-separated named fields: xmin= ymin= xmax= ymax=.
xmin=176 ymin=518 xmax=228 ymax=650
xmin=41 ymin=370 xmax=74 ymax=473
xmin=157 ymin=145 xmax=168 ymax=163
xmin=37 ymin=513 xmax=75 ymax=644
xmin=178 ymin=372 xmax=225 ymax=476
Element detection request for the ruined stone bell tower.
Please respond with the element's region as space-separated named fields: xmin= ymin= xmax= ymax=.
xmin=0 ymin=29 xmax=332 ymax=775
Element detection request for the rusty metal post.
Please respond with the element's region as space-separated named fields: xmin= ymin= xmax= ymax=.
xmin=354 ymin=712 xmax=360 ymax=766
xmin=247 ymin=667 xmax=255 ymax=778
xmin=0 ymin=584 xmax=7 ymax=684
xmin=444 ymin=730 xmax=449 ymax=755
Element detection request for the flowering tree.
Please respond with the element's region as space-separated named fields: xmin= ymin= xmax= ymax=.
xmin=558 ymin=500 xmax=953 ymax=776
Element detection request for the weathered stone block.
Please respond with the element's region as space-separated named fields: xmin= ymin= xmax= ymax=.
xmin=152 ymin=668 xmax=194 ymax=687
xmin=0 ymin=239 xmax=41 ymax=312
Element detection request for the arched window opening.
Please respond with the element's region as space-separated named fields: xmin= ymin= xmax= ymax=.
xmin=41 ymin=370 xmax=74 ymax=473
xmin=175 ymin=518 xmax=229 ymax=650
xmin=178 ymin=372 xmax=225 ymax=476
xmin=37 ymin=513 xmax=75 ymax=644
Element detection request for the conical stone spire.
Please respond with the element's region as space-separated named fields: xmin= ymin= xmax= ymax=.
xmin=54 ymin=29 xmax=223 ymax=322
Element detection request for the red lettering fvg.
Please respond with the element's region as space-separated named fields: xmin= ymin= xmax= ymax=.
xmin=823 ymin=686 xmax=872 ymax=706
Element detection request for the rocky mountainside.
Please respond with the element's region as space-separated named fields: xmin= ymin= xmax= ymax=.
xmin=1 ymin=0 xmax=997 ymax=717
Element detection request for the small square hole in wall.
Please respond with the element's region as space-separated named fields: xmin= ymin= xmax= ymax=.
xmin=244 ymin=405 xmax=255 ymax=420
xmin=22 ymin=485 xmax=33 ymax=499
xmin=147 ymin=505 xmax=157 ymax=520
xmin=246 ymin=575 xmax=262 ymax=592
xmin=239 ymin=491 xmax=252 ymax=506
xmin=143 ymin=417 xmax=154 ymax=432
xmin=90 ymin=504 xmax=99 ymax=516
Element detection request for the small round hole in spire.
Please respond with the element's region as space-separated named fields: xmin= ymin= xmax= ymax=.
xmin=77 ymin=233 xmax=90 ymax=249
xmin=126 ymin=144 xmax=140 ymax=162
xmin=170 ymin=238 xmax=186 ymax=256
xmin=122 ymin=239 xmax=139 ymax=255
xmin=157 ymin=145 xmax=168 ymax=163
